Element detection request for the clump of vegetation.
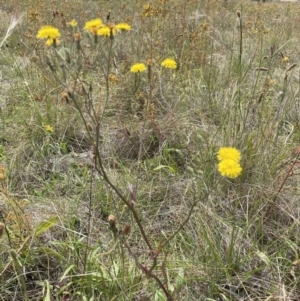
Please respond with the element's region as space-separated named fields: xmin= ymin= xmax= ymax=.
xmin=1 ymin=0 xmax=300 ymax=300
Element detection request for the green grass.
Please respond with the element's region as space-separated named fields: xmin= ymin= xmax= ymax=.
xmin=1 ymin=0 xmax=300 ymax=300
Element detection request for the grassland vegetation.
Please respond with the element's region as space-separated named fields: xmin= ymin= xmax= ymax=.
xmin=1 ymin=0 xmax=300 ymax=300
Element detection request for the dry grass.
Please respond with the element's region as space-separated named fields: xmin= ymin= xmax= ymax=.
xmin=1 ymin=0 xmax=300 ymax=300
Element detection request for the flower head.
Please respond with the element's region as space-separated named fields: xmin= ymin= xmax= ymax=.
xmin=45 ymin=39 xmax=59 ymax=46
xmin=44 ymin=124 xmax=53 ymax=133
xmin=218 ymin=159 xmax=242 ymax=179
xmin=130 ymin=63 xmax=147 ymax=73
xmin=37 ymin=25 xmax=60 ymax=46
xmin=115 ymin=23 xmax=131 ymax=31
xmin=67 ymin=19 xmax=77 ymax=27
xmin=0 ymin=165 xmax=6 ymax=181
xmin=97 ymin=26 xmax=116 ymax=37
xmin=84 ymin=18 xmax=104 ymax=34
xmin=282 ymin=56 xmax=289 ymax=63
xmin=108 ymin=214 xmax=117 ymax=227
xmin=161 ymin=58 xmax=177 ymax=69
xmin=217 ymin=147 xmax=241 ymax=163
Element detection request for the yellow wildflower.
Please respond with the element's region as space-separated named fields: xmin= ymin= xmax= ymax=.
xmin=115 ymin=23 xmax=131 ymax=31
xmin=218 ymin=159 xmax=242 ymax=179
xmin=36 ymin=25 xmax=60 ymax=46
xmin=44 ymin=125 xmax=53 ymax=133
xmin=109 ymin=73 xmax=118 ymax=83
xmin=130 ymin=63 xmax=147 ymax=73
xmin=0 ymin=166 xmax=6 ymax=181
xmin=217 ymin=147 xmax=241 ymax=163
xmin=45 ymin=38 xmax=60 ymax=46
xmin=67 ymin=19 xmax=78 ymax=27
xmin=161 ymin=58 xmax=177 ymax=69
xmin=282 ymin=56 xmax=289 ymax=63
xmin=97 ymin=26 xmax=116 ymax=37
xmin=84 ymin=18 xmax=104 ymax=34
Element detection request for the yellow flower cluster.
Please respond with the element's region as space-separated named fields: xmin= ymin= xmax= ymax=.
xmin=217 ymin=147 xmax=241 ymax=162
xmin=115 ymin=23 xmax=131 ymax=31
xmin=36 ymin=25 xmax=60 ymax=46
xmin=97 ymin=26 xmax=114 ymax=37
xmin=84 ymin=18 xmax=103 ymax=34
xmin=84 ymin=19 xmax=131 ymax=37
xmin=130 ymin=58 xmax=177 ymax=73
xmin=161 ymin=58 xmax=177 ymax=69
xmin=67 ymin=19 xmax=78 ymax=27
xmin=130 ymin=63 xmax=147 ymax=73
xmin=217 ymin=147 xmax=242 ymax=179
xmin=37 ymin=19 xmax=131 ymax=46
xmin=44 ymin=124 xmax=54 ymax=133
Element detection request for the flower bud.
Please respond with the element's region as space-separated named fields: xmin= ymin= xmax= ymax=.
xmin=0 ymin=222 xmax=4 ymax=238
xmin=122 ymin=223 xmax=131 ymax=236
xmin=108 ymin=214 xmax=117 ymax=227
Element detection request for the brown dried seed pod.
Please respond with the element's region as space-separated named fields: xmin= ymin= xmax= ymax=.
xmin=0 ymin=222 xmax=4 ymax=238
xmin=122 ymin=223 xmax=131 ymax=235
xmin=108 ymin=214 xmax=117 ymax=226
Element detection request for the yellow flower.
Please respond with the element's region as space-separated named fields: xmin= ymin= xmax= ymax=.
xmin=217 ymin=147 xmax=241 ymax=162
xmin=282 ymin=56 xmax=289 ymax=63
xmin=109 ymin=73 xmax=118 ymax=83
xmin=97 ymin=26 xmax=116 ymax=37
xmin=161 ymin=58 xmax=177 ymax=69
xmin=0 ymin=165 xmax=6 ymax=181
xmin=84 ymin=18 xmax=104 ymax=34
xmin=115 ymin=23 xmax=131 ymax=31
xmin=36 ymin=25 xmax=60 ymax=46
xmin=130 ymin=63 xmax=147 ymax=73
xmin=67 ymin=19 xmax=77 ymax=27
xmin=44 ymin=125 xmax=53 ymax=133
xmin=218 ymin=159 xmax=242 ymax=179
xmin=37 ymin=25 xmax=60 ymax=39
xmin=45 ymin=38 xmax=60 ymax=46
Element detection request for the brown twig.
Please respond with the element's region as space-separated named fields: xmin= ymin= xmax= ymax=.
xmin=265 ymin=150 xmax=300 ymax=217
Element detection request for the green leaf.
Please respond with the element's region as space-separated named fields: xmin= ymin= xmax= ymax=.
xmin=34 ymin=217 xmax=58 ymax=237
xmin=166 ymin=148 xmax=183 ymax=157
xmin=153 ymin=165 xmax=176 ymax=174
xmin=43 ymin=280 xmax=51 ymax=301
xmin=154 ymin=290 xmax=167 ymax=301
xmin=60 ymin=264 xmax=76 ymax=282
xmin=111 ymin=261 xmax=119 ymax=277
xmin=37 ymin=247 xmax=65 ymax=260
xmin=256 ymin=251 xmax=271 ymax=267
xmin=175 ymin=268 xmax=184 ymax=292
